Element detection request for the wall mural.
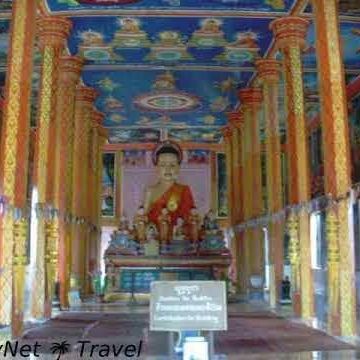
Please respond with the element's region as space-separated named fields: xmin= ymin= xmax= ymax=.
xmin=0 ymin=20 xmax=10 ymax=66
xmin=339 ymin=0 xmax=360 ymax=15
xmin=122 ymin=150 xmax=147 ymax=166
xmin=108 ymin=128 xmax=161 ymax=143
xmin=101 ymin=153 xmax=116 ymax=217
xmin=303 ymin=72 xmax=320 ymax=120
xmin=187 ymin=150 xmax=210 ymax=164
xmin=0 ymin=1 xmax=11 ymax=11
xmin=168 ymin=128 xmax=223 ymax=143
xmin=350 ymin=94 xmax=360 ymax=183
xmin=216 ymin=152 xmax=228 ymax=218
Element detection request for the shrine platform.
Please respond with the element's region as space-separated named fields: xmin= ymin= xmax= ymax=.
xmin=104 ymin=252 xmax=231 ymax=302
xmin=105 ymin=252 xmax=231 ymax=268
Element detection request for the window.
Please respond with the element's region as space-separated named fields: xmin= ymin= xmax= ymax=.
xmin=311 ymin=211 xmax=326 ymax=269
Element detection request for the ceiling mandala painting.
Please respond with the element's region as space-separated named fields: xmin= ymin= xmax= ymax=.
xmin=133 ymin=72 xmax=201 ymax=113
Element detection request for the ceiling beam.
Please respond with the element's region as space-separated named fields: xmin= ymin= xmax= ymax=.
xmin=104 ymin=142 xmax=224 ymax=151
xmin=82 ymin=64 xmax=256 ymax=72
xmin=44 ymin=9 xmax=286 ymax=18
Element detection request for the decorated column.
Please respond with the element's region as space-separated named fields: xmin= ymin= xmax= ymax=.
xmin=95 ymin=127 xmax=108 ymax=271
xmin=312 ymin=0 xmax=356 ymax=336
xmin=238 ymin=103 xmax=252 ymax=292
xmin=256 ymin=59 xmax=284 ymax=306
xmin=72 ymin=86 xmax=98 ymax=293
xmin=239 ymin=88 xmax=264 ymax=279
xmin=0 ymin=0 xmax=36 ymax=331
xmin=87 ymin=109 xmax=104 ymax=294
xmin=228 ymin=111 xmax=245 ymax=292
xmin=31 ymin=16 xmax=72 ymax=319
xmin=227 ymin=112 xmax=243 ymax=224
xmin=82 ymin=106 xmax=99 ymax=295
xmin=54 ymin=56 xmax=84 ymax=309
xmin=221 ymin=126 xmax=234 ymax=224
xmin=270 ymin=17 xmax=314 ymax=318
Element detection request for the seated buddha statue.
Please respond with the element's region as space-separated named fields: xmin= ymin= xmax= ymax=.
xmin=143 ymin=141 xmax=195 ymax=239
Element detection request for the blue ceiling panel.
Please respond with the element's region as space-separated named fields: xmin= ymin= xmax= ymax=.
xmin=303 ymin=21 xmax=360 ymax=70
xmin=68 ymin=16 xmax=274 ymax=68
xmin=82 ymin=69 xmax=249 ymax=128
xmin=304 ymin=1 xmax=360 ymax=16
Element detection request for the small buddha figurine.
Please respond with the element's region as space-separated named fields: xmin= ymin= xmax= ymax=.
xmin=133 ymin=205 xmax=148 ymax=244
xmin=173 ymin=217 xmax=186 ymax=241
xmin=234 ymin=31 xmax=258 ymax=49
xmin=201 ymin=18 xmax=221 ymax=34
xmin=204 ymin=209 xmax=219 ymax=234
xmin=146 ymin=223 xmax=159 ymax=242
xmin=144 ymin=223 xmax=160 ymax=256
xmin=188 ymin=207 xmax=201 ymax=243
xmin=122 ymin=18 xmax=141 ymax=33
xmin=118 ymin=214 xmax=129 ymax=234
xmin=158 ymin=207 xmax=171 ymax=245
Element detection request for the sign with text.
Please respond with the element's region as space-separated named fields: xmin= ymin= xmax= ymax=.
xmin=150 ymin=281 xmax=227 ymax=331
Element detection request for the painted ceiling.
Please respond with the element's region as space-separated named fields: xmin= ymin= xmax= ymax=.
xmin=0 ymin=0 xmax=360 ymax=144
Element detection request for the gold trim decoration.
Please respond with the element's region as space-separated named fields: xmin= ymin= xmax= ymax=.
xmin=238 ymin=88 xmax=264 ymax=283
xmin=312 ymin=0 xmax=356 ymax=336
xmin=0 ymin=0 xmax=37 ymax=327
xmin=256 ymin=59 xmax=284 ymax=306
xmin=31 ymin=16 xmax=72 ymax=320
xmin=221 ymin=126 xmax=233 ymax=224
xmin=12 ymin=218 xmax=28 ymax=337
xmin=326 ymin=207 xmax=340 ymax=334
xmin=270 ymin=16 xmax=314 ymax=318
xmin=44 ymin=218 xmax=59 ymax=318
xmin=72 ymin=86 xmax=98 ymax=293
xmin=54 ymin=56 xmax=84 ymax=309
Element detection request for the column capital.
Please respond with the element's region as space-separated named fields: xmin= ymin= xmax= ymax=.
xmin=59 ymin=56 xmax=84 ymax=85
xmin=227 ymin=111 xmax=244 ymax=129
xmin=270 ymin=16 xmax=309 ymax=50
xmin=98 ymin=126 xmax=109 ymax=140
xmin=75 ymin=86 xmax=98 ymax=105
xmin=37 ymin=16 xmax=72 ymax=50
xmin=238 ymin=87 xmax=263 ymax=109
xmin=221 ymin=126 xmax=233 ymax=140
xmin=256 ymin=59 xmax=282 ymax=83
xmin=92 ymin=109 xmax=105 ymax=127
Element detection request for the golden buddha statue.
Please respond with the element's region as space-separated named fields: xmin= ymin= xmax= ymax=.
xmin=133 ymin=205 xmax=148 ymax=244
xmin=143 ymin=141 xmax=195 ymax=239
xmin=158 ymin=207 xmax=171 ymax=245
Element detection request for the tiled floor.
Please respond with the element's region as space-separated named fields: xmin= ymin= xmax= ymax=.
xmin=0 ymin=301 xmax=355 ymax=359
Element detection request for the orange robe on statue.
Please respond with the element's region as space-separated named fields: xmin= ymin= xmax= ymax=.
xmin=147 ymin=183 xmax=195 ymax=229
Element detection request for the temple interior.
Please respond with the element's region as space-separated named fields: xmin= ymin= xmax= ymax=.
xmin=1 ymin=0 xmax=360 ymax=358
